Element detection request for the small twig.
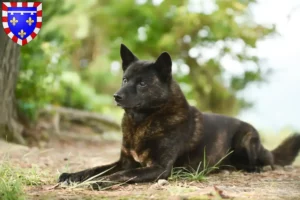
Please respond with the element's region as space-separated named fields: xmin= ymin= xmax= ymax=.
xmin=46 ymin=183 xmax=60 ymax=190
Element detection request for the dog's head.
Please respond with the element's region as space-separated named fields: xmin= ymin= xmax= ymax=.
xmin=114 ymin=44 xmax=173 ymax=111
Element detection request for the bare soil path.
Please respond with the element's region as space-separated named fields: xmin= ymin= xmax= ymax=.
xmin=1 ymin=137 xmax=300 ymax=200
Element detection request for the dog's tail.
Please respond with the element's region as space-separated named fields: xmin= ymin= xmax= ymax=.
xmin=271 ymin=133 xmax=300 ymax=166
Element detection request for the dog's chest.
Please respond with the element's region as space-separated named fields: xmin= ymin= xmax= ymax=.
xmin=121 ymin=116 xmax=157 ymax=166
xmin=122 ymin=146 xmax=152 ymax=167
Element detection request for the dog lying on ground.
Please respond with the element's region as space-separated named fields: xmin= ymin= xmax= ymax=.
xmin=59 ymin=44 xmax=300 ymax=188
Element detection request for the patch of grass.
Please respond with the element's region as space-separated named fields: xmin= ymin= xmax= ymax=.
xmin=0 ymin=162 xmax=25 ymax=200
xmin=170 ymin=150 xmax=233 ymax=182
xmin=0 ymin=158 xmax=45 ymax=200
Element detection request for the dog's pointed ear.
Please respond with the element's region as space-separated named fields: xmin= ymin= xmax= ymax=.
xmin=155 ymin=52 xmax=172 ymax=81
xmin=120 ymin=44 xmax=138 ymax=71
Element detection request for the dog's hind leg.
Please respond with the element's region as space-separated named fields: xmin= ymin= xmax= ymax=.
xmin=232 ymin=124 xmax=275 ymax=172
xmin=257 ymin=146 xmax=275 ymax=170
xmin=244 ymin=130 xmax=275 ymax=172
xmin=240 ymin=130 xmax=264 ymax=172
xmin=245 ymin=136 xmax=260 ymax=172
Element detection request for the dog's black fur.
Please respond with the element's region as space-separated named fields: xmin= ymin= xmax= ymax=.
xmin=59 ymin=44 xmax=300 ymax=188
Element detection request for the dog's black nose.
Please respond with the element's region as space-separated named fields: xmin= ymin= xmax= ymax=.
xmin=113 ymin=93 xmax=123 ymax=101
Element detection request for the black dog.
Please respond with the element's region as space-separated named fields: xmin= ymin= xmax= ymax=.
xmin=59 ymin=44 xmax=300 ymax=188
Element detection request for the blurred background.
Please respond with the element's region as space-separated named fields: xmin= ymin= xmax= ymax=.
xmin=10 ymin=0 xmax=300 ymax=145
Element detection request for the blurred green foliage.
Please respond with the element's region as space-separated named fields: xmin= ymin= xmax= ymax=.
xmin=17 ymin=0 xmax=73 ymax=120
xmin=18 ymin=0 xmax=275 ymax=120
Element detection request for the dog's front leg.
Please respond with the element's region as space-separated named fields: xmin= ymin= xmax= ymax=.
xmin=92 ymin=165 xmax=171 ymax=189
xmin=58 ymin=152 xmax=140 ymax=184
xmin=58 ymin=160 xmax=122 ymax=184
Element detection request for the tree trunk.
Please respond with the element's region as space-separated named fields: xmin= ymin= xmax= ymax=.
xmin=0 ymin=0 xmax=25 ymax=144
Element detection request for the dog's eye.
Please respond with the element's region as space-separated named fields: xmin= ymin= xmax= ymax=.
xmin=122 ymin=78 xmax=128 ymax=85
xmin=139 ymin=81 xmax=146 ymax=87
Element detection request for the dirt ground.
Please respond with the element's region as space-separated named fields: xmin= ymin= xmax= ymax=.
xmin=1 ymin=136 xmax=300 ymax=200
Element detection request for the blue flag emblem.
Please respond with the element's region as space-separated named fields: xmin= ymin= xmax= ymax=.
xmin=2 ymin=2 xmax=42 ymax=46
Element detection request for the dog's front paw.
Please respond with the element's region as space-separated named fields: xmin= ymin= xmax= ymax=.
xmin=58 ymin=172 xmax=84 ymax=184
xmin=58 ymin=172 xmax=70 ymax=183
